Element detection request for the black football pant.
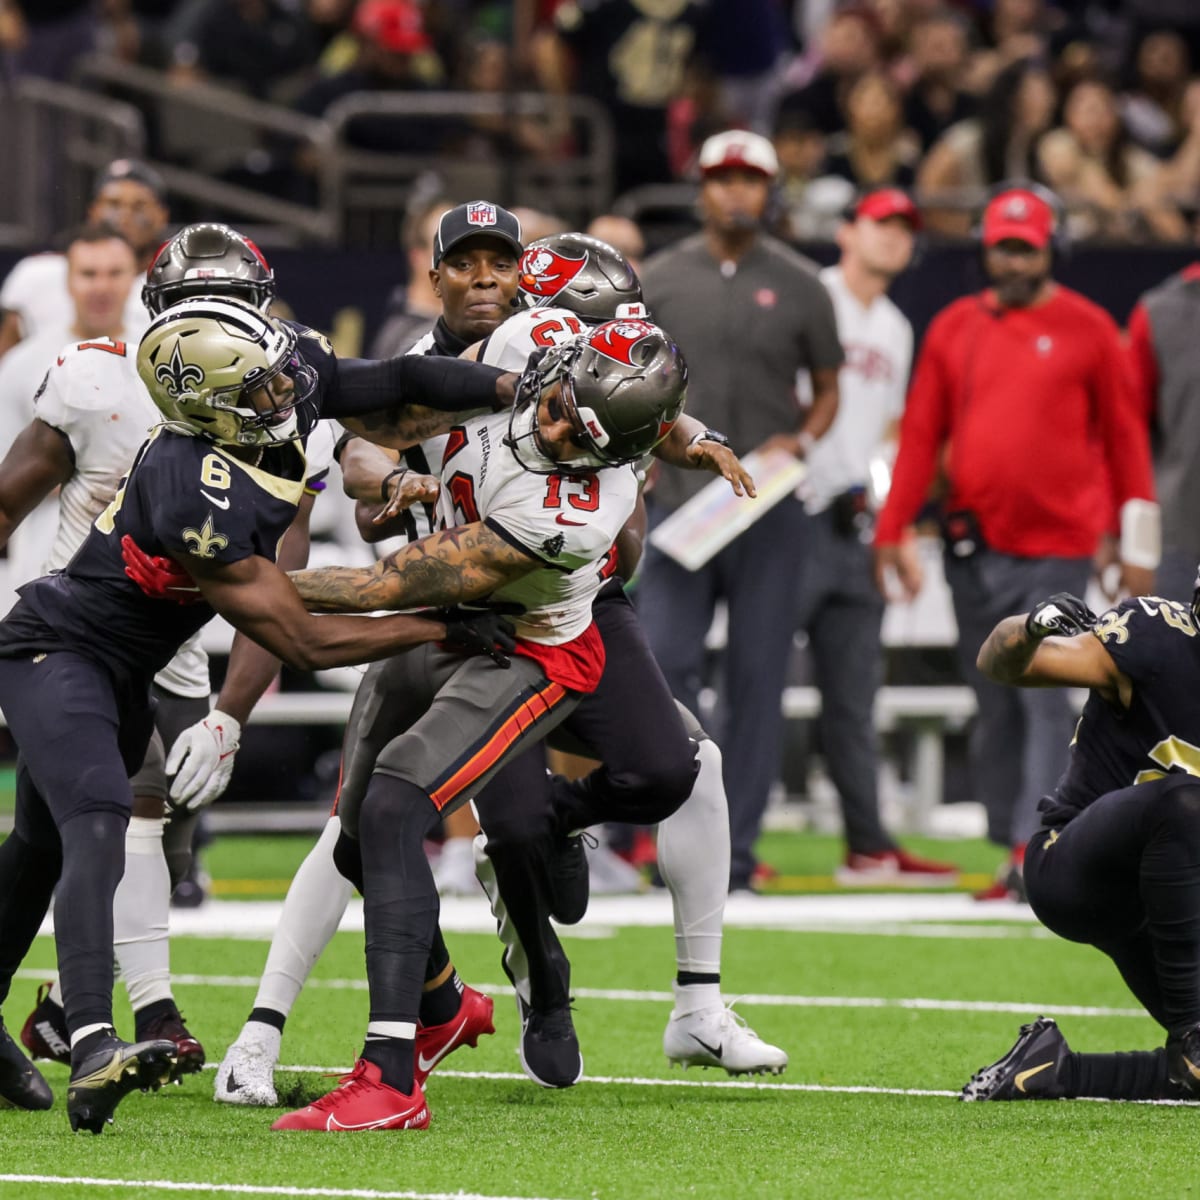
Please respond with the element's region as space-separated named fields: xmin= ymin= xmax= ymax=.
xmin=0 ymin=651 xmax=153 ymax=1037
xmin=473 ymin=582 xmax=699 ymax=1013
xmin=1026 ymin=774 xmax=1200 ymax=1036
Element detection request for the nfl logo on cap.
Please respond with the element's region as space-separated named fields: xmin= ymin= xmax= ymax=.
xmin=467 ymin=202 xmax=497 ymax=227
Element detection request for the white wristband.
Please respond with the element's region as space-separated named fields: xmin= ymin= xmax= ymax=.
xmin=1119 ymin=498 xmax=1161 ymax=570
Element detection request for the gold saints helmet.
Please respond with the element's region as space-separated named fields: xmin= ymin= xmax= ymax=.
xmin=136 ymin=296 xmax=318 ymax=446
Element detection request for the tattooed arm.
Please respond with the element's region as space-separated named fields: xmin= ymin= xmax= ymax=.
xmin=337 ymin=404 xmax=467 ymax=451
xmin=976 ymin=614 xmax=1129 ymax=704
xmin=290 ymin=521 xmax=539 ymax=612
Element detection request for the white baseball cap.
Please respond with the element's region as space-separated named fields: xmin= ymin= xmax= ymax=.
xmin=698 ymin=130 xmax=778 ymax=180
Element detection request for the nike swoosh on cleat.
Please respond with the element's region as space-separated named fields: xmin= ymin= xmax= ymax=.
xmin=201 ymin=490 xmax=231 ymax=510
xmin=691 ymin=1036 xmax=723 ymax=1060
xmin=417 ymin=1016 xmax=469 ymax=1074
xmin=326 ymin=1107 xmax=427 ymax=1131
xmin=1014 ymin=1061 xmax=1054 ymax=1093
xmin=225 ymin=1071 xmax=242 ymax=1093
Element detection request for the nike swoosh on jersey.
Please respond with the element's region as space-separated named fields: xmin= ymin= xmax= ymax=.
xmin=201 ymin=490 xmax=231 ymax=510
xmin=1014 ymin=1061 xmax=1054 ymax=1092
xmin=555 ymin=514 xmax=586 ymax=526
xmin=416 ymin=1015 xmax=469 ymax=1074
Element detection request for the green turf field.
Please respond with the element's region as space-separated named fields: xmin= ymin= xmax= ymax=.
xmin=0 ymin=834 xmax=1190 ymax=1200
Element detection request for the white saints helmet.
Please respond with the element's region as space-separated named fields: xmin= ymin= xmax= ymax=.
xmin=137 ymin=296 xmax=318 ymax=446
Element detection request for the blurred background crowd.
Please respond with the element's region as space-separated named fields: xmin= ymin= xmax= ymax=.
xmin=6 ymin=0 xmax=1200 ymax=247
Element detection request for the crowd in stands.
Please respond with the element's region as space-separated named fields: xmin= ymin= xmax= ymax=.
xmin=5 ymin=0 xmax=1200 ymax=242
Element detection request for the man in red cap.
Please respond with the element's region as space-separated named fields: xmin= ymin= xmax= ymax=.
xmin=637 ymin=128 xmax=844 ymax=894
xmin=873 ymin=182 xmax=1157 ymax=899
xmin=795 ymin=188 xmax=959 ymax=885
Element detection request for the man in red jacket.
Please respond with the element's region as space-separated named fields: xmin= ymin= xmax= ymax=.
xmin=872 ymin=183 xmax=1158 ymax=897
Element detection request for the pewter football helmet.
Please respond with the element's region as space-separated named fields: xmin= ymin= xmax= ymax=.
xmin=518 ymin=233 xmax=645 ymax=323
xmin=137 ymin=296 xmax=316 ymax=446
xmin=507 ymin=318 xmax=687 ymax=473
xmin=143 ymin=223 xmax=275 ymax=316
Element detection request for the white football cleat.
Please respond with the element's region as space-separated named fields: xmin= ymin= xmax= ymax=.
xmin=663 ymin=1002 xmax=788 ymax=1076
xmin=433 ymin=836 xmax=481 ymax=897
xmin=214 ymin=1025 xmax=281 ymax=1106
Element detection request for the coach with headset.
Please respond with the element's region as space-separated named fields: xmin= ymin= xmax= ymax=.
xmin=872 ymin=181 xmax=1158 ymax=898
xmin=636 ymin=129 xmax=843 ymax=896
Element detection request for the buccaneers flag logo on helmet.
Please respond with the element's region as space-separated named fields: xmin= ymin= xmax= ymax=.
xmin=588 ymin=320 xmax=658 ymax=367
xmin=519 ymin=246 xmax=588 ymax=300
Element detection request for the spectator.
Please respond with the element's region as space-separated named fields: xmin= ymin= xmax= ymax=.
xmin=538 ymin=0 xmax=709 ymax=193
xmin=291 ymin=0 xmax=443 ymax=157
xmin=0 ymin=0 xmax=96 ymax=81
xmin=369 ymin=197 xmax=450 ymax=358
xmin=1120 ymin=30 xmax=1194 ymax=158
xmin=1125 ymin=262 xmax=1200 ymax=603
xmin=798 ymin=188 xmax=959 ymax=887
xmin=165 ymin=0 xmax=317 ymax=99
xmin=585 ymin=214 xmax=645 ymax=270
xmin=1038 ymin=75 xmax=1187 ymax=242
xmin=903 ymin=7 xmax=978 ymax=153
xmin=775 ymin=5 xmax=885 ymax=139
xmin=872 ymin=183 xmax=1157 ymax=899
xmin=965 ymin=0 xmax=1057 ymax=94
xmin=918 ymin=57 xmax=1057 ymax=234
xmin=636 ymin=130 xmax=843 ymax=895
xmin=819 ymin=70 xmax=920 ymax=194
xmin=698 ymin=0 xmax=789 ymax=134
xmin=774 ymin=110 xmax=840 ymax=240
xmin=0 ymin=159 xmax=166 ymax=357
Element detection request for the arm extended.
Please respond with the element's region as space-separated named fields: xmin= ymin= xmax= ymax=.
xmin=0 ymin=419 xmax=73 ymax=550
xmin=291 ymin=520 xmax=540 ymax=612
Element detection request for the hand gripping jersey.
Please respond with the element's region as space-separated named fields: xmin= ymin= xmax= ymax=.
xmin=0 ymin=426 xmax=309 ymax=683
xmin=1041 ymin=596 xmax=1200 ymax=828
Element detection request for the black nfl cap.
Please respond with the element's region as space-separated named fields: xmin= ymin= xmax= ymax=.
xmin=93 ymin=158 xmax=168 ymax=204
xmin=432 ymin=201 xmax=522 ymax=268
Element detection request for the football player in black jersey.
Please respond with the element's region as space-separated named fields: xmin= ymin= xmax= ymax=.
xmin=0 ymin=295 xmax=519 ymax=1134
xmin=962 ymin=588 xmax=1200 ymax=1102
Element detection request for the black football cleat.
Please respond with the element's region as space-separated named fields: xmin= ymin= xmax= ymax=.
xmin=0 ymin=1021 xmax=53 ymax=1111
xmin=20 ymin=980 xmax=71 ymax=1065
xmin=546 ymin=832 xmax=592 ymax=926
xmin=136 ymin=1006 xmax=206 ymax=1081
xmin=519 ymin=1001 xmax=584 ymax=1089
xmin=1166 ymin=1024 xmax=1200 ymax=1097
xmin=67 ymin=1036 xmax=177 ymax=1134
xmin=961 ymin=1017 xmax=1070 ymax=1101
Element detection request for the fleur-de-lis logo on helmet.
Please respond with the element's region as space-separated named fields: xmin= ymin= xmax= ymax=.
xmin=154 ymin=341 xmax=205 ymax=400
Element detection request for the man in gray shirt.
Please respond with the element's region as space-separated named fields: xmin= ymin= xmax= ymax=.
xmin=638 ymin=129 xmax=843 ymax=894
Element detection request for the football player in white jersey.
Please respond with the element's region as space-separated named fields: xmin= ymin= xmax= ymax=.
xmin=202 ymin=232 xmax=783 ymax=1106
xmin=262 ymin=318 xmax=687 ymax=1132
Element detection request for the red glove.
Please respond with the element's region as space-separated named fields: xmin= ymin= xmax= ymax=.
xmin=121 ymin=534 xmax=203 ymax=604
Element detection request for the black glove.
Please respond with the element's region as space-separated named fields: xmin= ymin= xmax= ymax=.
xmin=439 ymin=603 xmax=521 ymax=668
xmin=1025 ymin=593 xmax=1098 ymax=641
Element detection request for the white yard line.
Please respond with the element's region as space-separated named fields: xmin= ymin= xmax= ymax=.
xmin=0 ymin=1179 xmax=570 ymax=1200
xmin=34 ymin=893 xmax=1039 ymax=941
xmin=13 ymin=967 xmax=1148 ymax=1019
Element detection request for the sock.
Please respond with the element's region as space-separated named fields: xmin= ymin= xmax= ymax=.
xmin=114 ymin=816 xmax=173 ymax=1012
xmin=133 ymin=997 xmax=177 ymax=1040
xmin=657 ymin=738 xmax=729 ymax=977
xmin=420 ymin=966 xmax=464 ymax=1028
xmin=70 ymin=1023 xmax=115 ymax=1052
xmin=247 ymin=1008 xmax=287 ymax=1033
xmin=251 ymin=817 xmax=352 ymax=1024
xmin=1069 ymin=1048 xmax=1183 ymax=1100
xmin=48 ymin=979 xmax=64 ymax=1007
xmin=672 ymin=980 xmax=722 ymax=1017
xmin=362 ymin=1022 xmax=416 ymax=1094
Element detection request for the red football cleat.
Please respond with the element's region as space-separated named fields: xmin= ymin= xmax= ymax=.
xmin=270 ymin=1059 xmax=430 ymax=1132
xmin=414 ymin=985 xmax=495 ymax=1087
xmin=20 ymin=980 xmax=71 ymax=1065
